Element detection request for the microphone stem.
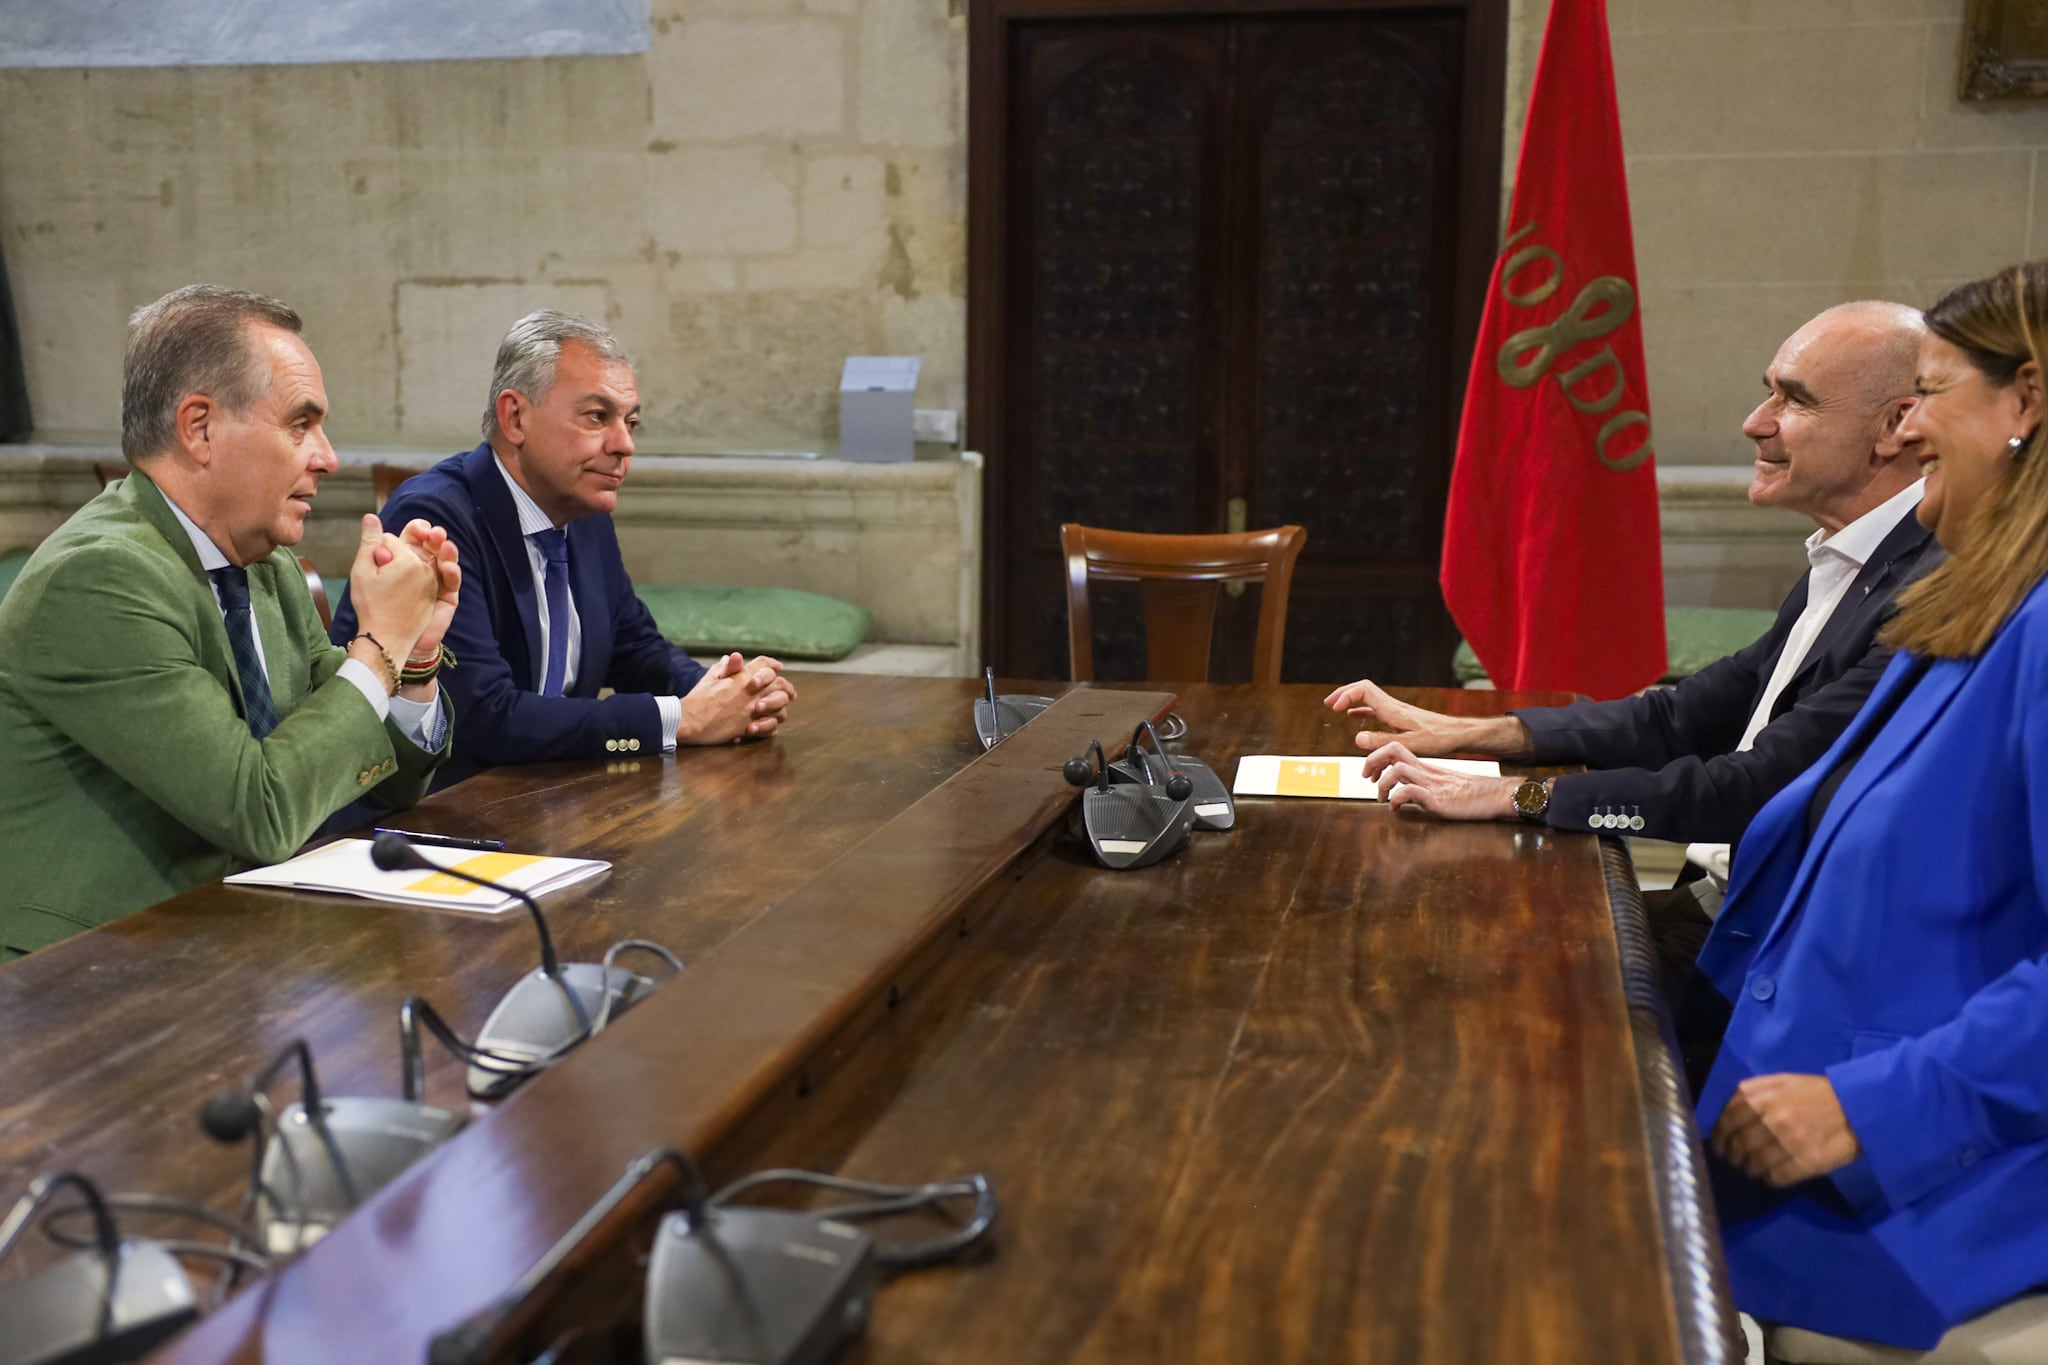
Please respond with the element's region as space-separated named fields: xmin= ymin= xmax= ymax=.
xmin=399 ymin=999 xmax=425 ymax=1105
xmin=413 ymin=863 xmax=559 ymax=978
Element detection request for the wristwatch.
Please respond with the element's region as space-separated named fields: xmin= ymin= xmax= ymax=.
xmin=1512 ymin=777 xmax=1552 ymax=823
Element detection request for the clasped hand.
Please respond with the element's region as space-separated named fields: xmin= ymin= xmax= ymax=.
xmin=349 ymin=513 xmax=461 ymax=665
xmin=678 ymin=652 xmax=798 ymax=744
xmin=1709 ymin=1073 xmax=1862 ymax=1187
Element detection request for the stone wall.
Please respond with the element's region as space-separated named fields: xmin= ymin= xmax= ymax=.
xmin=0 ymin=0 xmax=967 ymax=451
xmin=5 ymin=1 xmax=2046 ymax=614
xmin=1509 ymin=0 xmax=2048 ymax=466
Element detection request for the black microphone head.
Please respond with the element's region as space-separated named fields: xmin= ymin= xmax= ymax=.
xmin=201 ymin=1091 xmax=262 ymax=1143
xmin=1062 ymin=756 xmax=1092 ymax=787
xmin=371 ymin=831 xmax=430 ymax=872
xmin=1166 ymin=773 xmax=1193 ymax=801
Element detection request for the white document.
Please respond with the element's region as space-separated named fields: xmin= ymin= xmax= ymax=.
xmin=1231 ymin=755 xmax=1502 ymax=801
xmin=225 ymin=838 xmax=610 ymax=915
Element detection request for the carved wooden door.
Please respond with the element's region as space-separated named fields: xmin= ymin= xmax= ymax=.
xmin=973 ymin=4 xmax=1504 ymax=685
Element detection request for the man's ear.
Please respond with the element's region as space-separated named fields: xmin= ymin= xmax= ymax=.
xmin=495 ymin=390 xmax=528 ymax=448
xmin=173 ymin=393 xmax=216 ymax=465
xmin=1873 ymin=394 xmax=1917 ymax=462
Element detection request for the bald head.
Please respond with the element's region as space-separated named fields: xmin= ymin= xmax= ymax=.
xmin=1805 ymin=300 xmax=1926 ymax=411
xmin=1743 ymin=300 xmax=1928 ymax=533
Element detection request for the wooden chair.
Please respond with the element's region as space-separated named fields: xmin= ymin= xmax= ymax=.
xmin=370 ymin=462 xmax=426 ymax=511
xmin=1060 ymin=523 xmax=1307 ymax=684
xmin=95 ymin=461 xmax=333 ymax=630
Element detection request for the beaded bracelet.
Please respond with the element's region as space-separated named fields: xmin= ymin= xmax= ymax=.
xmin=348 ymin=632 xmax=400 ymax=696
xmin=399 ymin=642 xmax=455 ymax=687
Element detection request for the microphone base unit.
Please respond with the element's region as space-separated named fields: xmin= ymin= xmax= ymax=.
xmin=467 ymin=962 xmax=657 ymax=1099
xmin=258 ymin=1098 xmax=465 ymax=1254
xmin=1077 ymin=785 xmax=1196 ymax=870
xmin=0 ymin=1241 xmax=197 ymax=1365
xmin=972 ymin=694 xmax=1055 ymax=750
xmin=643 ymin=1207 xmax=876 ymax=1365
xmin=1108 ymin=752 xmax=1234 ymax=830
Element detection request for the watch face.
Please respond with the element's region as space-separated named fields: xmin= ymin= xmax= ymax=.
xmin=1514 ymin=779 xmax=1546 ymax=817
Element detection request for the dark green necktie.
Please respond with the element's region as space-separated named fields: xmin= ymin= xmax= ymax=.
xmin=210 ymin=566 xmax=279 ymax=739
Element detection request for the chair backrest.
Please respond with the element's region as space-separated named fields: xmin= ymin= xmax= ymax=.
xmin=95 ymin=460 xmax=333 ymax=630
xmin=371 ymin=462 xmax=426 ymax=511
xmin=1060 ymin=523 xmax=1308 ymax=684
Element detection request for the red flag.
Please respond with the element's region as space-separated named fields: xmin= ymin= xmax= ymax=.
xmin=1440 ymin=0 xmax=1665 ymax=699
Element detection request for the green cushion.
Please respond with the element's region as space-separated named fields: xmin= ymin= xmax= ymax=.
xmin=0 ymin=552 xmax=30 ymax=605
xmin=636 ymin=584 xmax=872 ymax=662
xmin=1454 ymin=605 xmax=1782 ymax=686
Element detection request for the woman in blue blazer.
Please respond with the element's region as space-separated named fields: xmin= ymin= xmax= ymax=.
xmin=1690 ymin=262 xmax=2048 ymax=1348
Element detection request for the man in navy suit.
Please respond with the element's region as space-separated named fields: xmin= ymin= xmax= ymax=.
xmin=1327 ymin=302 xmax=1942 ymax=987
xmin=332 ymin=311 xmax=795 ymax=790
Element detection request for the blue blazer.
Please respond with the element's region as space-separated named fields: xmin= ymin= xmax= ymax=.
xmin=1689 ymin=574 xmax=2048 ymax=1348
xmin=1517 ymin=511 xmax=1939 ymax=843
xmin=332 ymin=443 xmax=706 ymax=788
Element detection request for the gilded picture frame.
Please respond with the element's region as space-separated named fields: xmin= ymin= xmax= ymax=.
xmin=1961 ymin=0 xmax=2048 ymax=101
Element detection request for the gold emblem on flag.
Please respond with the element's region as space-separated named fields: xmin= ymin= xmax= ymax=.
xmin=1491 ymin=222 xmax=1654 ymax=472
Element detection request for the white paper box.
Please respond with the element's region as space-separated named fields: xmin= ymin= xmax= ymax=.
xmin=839 ymin=356 xmax=921 ymax=463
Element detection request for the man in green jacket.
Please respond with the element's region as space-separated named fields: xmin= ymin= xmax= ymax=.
xmin=0 ymin=285 xmax=461 ymax=958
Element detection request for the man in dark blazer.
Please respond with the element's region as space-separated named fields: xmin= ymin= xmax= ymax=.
xmin=332 ymin=310 xmax=794 ymax=790
xmin=1328 ymin=302 xmax=1940 ymax=980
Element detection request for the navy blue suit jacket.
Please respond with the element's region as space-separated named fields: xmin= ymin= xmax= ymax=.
xmin=1515 ymin=509 xmax=1940 ymax=844
xmin=1687 ymin=577 xmax=2048 ymax=1347
xmin=332 ymin=442 xmax=706 ymax=788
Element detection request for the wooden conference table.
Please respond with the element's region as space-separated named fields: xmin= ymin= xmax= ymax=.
xmin=0 ymin=675 xmax=1734 ymax=1364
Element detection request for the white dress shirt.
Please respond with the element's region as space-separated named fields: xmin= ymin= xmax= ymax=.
xmin=165 ymin=494 xmax=445 ymax=749
xmin=492 ymin=457 xmax=682 ymax=749
xmin=1683 ymin=479 xmax=1925 ymax=893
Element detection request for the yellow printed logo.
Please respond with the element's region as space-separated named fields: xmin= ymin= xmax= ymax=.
xmin=1276 ymin=761 xmax=1343 ymax=799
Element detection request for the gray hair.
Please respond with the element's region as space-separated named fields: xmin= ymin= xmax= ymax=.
xmin=482 ymin=309 xmax=631 ymax=439
xmin=121 ymin=285 xmax=301 ymax=463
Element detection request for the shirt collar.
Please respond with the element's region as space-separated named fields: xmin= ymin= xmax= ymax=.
xmin=1805 ymin=478 xmax=1925 ymax=570
xmin=492 ymin=454 xmax=560 ymax=538
xmin=161 ymin=490 xmax=231 ymax=573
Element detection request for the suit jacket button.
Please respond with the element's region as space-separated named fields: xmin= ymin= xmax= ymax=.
xmin=1961 ymin=1146 xmax=1982 ymax=1168
xmin=628 ymin=738 xmax=640 ymax=752
xmin=357 ymin=769 xmax=372 ymax=785
xmin=1749 ymin=976 xmax=1775 ymax=1002
xmin=605 ymin=739 xmax=618 ymax=752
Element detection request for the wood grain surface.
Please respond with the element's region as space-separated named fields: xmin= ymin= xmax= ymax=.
xmin=0 ymin=677 xmax=1686 ymax=1364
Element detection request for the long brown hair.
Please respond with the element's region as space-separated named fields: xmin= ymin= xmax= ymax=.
xmin=1883 ymin=263 xmax=2048 ymax=658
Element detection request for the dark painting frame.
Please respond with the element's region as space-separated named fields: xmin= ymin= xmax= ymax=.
xmin=1961 ymin=0 xmax=2048 ymax=101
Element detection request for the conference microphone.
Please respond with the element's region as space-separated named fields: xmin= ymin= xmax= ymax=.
xmin=1108 ymin=718 xmax=1235 ymax=831
xmin=371 ymin=832 xmax=659 ymax=1100
xmin=0 ymin=1171 xmax=198 ymax=1365
xmin=202 ymin=1037 xmax=463 ymax=1254
xmin=972 ymin=665 xmax=1054 ymax=750
xmin=1063 ymin=737 xmax=1197 ymax=871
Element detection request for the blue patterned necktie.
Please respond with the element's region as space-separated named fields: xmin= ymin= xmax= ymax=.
xmin=210 ymin=566 xmax=280 ymax=739
xmin=532 ymin=527 xmax=571 ymax=696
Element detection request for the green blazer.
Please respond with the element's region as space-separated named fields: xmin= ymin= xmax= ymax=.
xmin=0 ymin=470 xmax=449 ymax=958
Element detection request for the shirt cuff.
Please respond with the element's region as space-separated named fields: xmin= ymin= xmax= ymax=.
xmin=336 ymin=658 xmax=392 ymax=721
xmin=656 ymin=695 xmax=681 ymax=752
xmin=389 ymin=691 xmax=447 ymax=751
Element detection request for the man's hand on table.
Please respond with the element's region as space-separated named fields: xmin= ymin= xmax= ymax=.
xmin=1710 ymin=1073 xmax=1862 ymax=1186
xmin=1361 ymin=740 xmax=1529 ymax=821
xmin=677 ymin=652 xmax=799 ymax=745
xmin=1325 ymin=677 xmax=1535 ymax=760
